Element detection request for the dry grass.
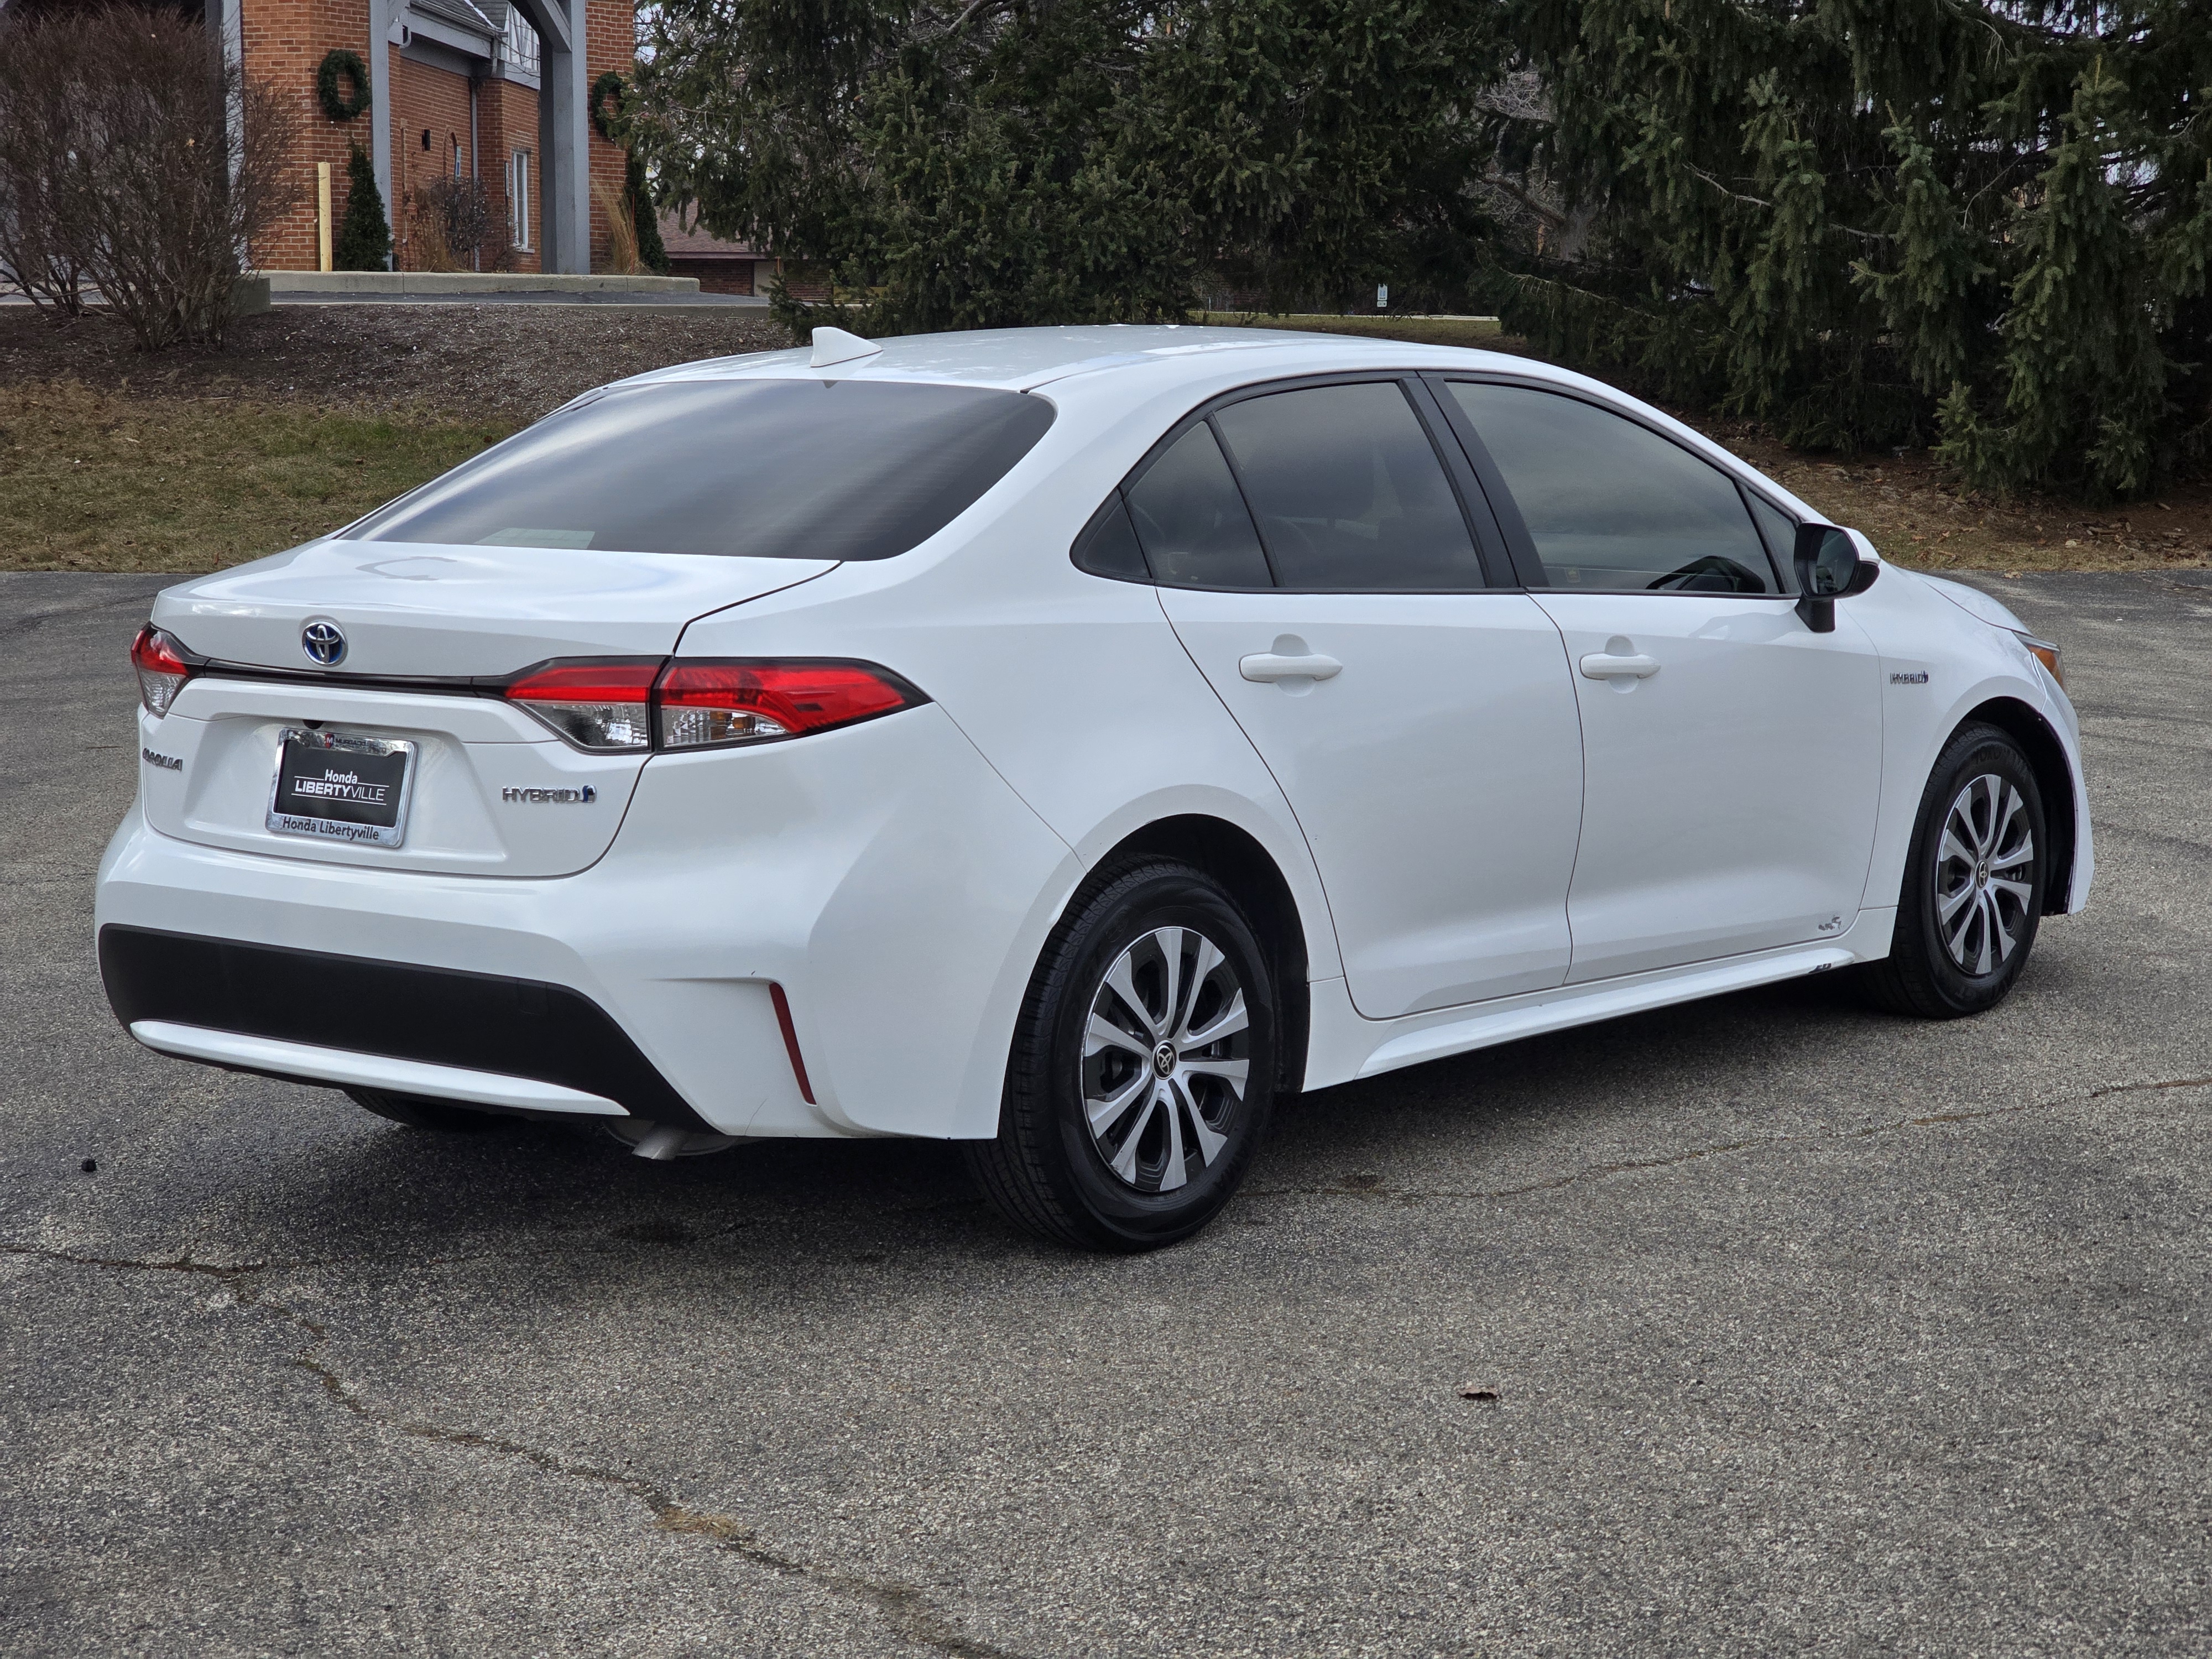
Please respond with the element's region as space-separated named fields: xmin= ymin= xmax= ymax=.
xmin=596 ymin=182 xmax=644 ymax=277
xmin=0 ymin=380 xmax=517 ymax=571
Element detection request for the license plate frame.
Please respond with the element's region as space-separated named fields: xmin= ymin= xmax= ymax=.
xmin=267 ymin=727 xmax=417 ymax=848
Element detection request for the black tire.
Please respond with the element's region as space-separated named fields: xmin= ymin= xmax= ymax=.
xmin=1861 ymin=722 xmax=2047 ymax=1019
xmin=966 ymin=860 xmax=1277 ymax=1251
xmin=347 ymin=1087 xmax=512 ymax=1132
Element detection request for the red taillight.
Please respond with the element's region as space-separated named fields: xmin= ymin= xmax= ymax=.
xmin=502 ymin=658 xmax=925 ymax=753
xmin=130 ymin=624 xmax=193 ymax=717
xmin=654 ymin=661 xmax=923 ymax=750
xmin=504 ymin=660 xmax=660 ymax=752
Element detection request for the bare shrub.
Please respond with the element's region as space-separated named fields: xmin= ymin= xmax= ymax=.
xmin=407 ymin=195 xmax=460 ymax=273
xmin=0 ymin=17 xmax=91 ymax=314
xmin=0 ymin=4 xmax=300 ymax=349
xmin=412 ymin=175 xmax=513 ymax=273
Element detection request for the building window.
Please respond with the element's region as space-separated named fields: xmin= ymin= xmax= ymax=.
xmin=452 ymin=136 xmax=462 ymax=179
xmin=503 ymin=9 xmax=540 ymax=77
xmin=510 ymin=150 xmax=531 ymax=249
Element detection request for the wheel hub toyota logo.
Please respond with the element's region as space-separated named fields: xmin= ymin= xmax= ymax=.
xmin=301 ymin=622 xmax=347 ymax=666
xmin=1152 ymin=1041 xmax=1176 ymax=1077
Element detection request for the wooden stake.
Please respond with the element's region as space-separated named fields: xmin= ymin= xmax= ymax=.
xmin=317 ymin=161 xmax=333 ymax=272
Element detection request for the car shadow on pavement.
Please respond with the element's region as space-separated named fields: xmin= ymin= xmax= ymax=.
xmin=169 ymin=969 xmax=1892 ymax=1272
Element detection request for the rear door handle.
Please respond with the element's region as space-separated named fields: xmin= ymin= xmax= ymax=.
xmin=1578 ymin=652 xmax=1660 ymax=680
xmin=1240 ymin=652 xmax=1343 ymax=683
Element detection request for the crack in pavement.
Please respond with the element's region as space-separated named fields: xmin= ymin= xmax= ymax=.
xmin=0 ymin=1242 xmax=1037 ymax=1659
xmin=1251 ymin=1071 xmax=2212 ymax=1206
xmin=0 ymin=1244 xmax=328 ymax=1277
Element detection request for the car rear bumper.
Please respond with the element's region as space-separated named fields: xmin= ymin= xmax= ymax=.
xmin=102 ymin=927 xmax=700 ymax=1125
xmin=94 ymin=703 xmax=1081 ymax=1140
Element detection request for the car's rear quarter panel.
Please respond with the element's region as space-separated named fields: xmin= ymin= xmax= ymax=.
xmin=669 ymin=367 xmax=1351 ymax=1123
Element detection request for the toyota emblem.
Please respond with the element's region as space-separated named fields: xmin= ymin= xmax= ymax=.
xmin=301 ymin=622 xmax=347 ymax=667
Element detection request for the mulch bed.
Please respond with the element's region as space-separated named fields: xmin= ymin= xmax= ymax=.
xmin=0 ymin=304 xmax=795 ymax=422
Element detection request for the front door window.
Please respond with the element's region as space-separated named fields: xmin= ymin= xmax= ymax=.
xmin=1443 ymin=381 xmax=1780 ymax=594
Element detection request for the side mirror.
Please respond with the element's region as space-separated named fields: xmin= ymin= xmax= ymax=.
xmin=1793 ymin=524 xmax=1879 ymax=633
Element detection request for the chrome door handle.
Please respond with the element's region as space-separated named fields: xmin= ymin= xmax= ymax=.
xmin=1240 ymin=651 xmax=1343 ymax=683
xmin=1578 ymin=652 xmax=1660 ymax=680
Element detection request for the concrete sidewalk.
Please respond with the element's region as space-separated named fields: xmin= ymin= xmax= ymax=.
xmin=5 ymin=270 xmax=771 ymax=314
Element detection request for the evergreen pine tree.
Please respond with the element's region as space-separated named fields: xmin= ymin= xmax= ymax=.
xmin=332 ymin=144 xmax=390 ymax=272
xmin=632 ymin=0 xmax=1501 ymax=333
xmin=1493 ymin=0 xmax=2212 ymax=498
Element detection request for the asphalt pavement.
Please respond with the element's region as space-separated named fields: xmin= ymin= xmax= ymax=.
xmin=3 ymin=568 xmax=2208 ymax=1657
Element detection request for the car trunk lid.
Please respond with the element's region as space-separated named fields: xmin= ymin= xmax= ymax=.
xmin=135 ymin=542 xmax=835 ymax=877
xmin=150 ymin=540 xmax=836 ymax=677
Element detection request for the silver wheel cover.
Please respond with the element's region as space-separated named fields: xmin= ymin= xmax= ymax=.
xmin=1934 ymin=771 xmax=2036 ymax=976
xmin=1081 ymin=927 xmax=1250 ymax=1194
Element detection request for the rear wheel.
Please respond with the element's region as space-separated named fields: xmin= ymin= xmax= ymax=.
xmin=1862 ymin=723 xmax=2047 ymax=1019
xmin=347 ymin=1088 xmax=512 ymax=1133
xmin=966 ymin=861 xmax=1277 ymax=1251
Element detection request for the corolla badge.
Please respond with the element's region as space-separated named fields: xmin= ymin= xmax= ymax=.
xmin=301 ymin=621 xmax=347 ymax=667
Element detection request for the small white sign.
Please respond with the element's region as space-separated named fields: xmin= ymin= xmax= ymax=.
xmin=1376 ymin=284 xmax=1389 ymax=309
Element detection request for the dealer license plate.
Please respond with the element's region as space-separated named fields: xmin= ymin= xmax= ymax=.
xmin=267 ymin=728 xmax=416 ymax=848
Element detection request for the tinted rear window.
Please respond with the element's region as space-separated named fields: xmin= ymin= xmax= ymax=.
xmin=343 ymin=379 xmax=1056 ymax=559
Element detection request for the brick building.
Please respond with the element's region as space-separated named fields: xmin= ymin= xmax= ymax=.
xmin=209 ymin=0 xmax=632 ymax=273
xmin=655 ymin=213 xmax=831 ymax=301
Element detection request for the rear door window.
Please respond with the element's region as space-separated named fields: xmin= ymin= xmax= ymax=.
xmin=1213 ymin=381 xmax=1485 ymax=591
xmin=1443 ymin=382 xmax=1778 ymax=593
xmin=345 ymin=379 xmax=1056 ymax=560
xmin=1122 ymin=421 xmax=1272 ymax=589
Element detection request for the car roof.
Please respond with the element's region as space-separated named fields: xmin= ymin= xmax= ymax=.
xmin=616 ymin=324 xmax=1553 ymax=396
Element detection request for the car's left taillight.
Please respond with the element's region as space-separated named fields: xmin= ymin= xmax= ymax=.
xmin=130 ymin=625 xmax=193 ymax=717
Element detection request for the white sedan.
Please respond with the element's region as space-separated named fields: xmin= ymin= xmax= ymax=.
xmin=97 ymin=325 xmax=2090 ymax=1249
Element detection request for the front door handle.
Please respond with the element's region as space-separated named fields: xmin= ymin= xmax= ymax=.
xmin=1578 ymin=652 xmax=1660 ymax=681
xmin=1240 ymin=651 xmax=1343 ymax=684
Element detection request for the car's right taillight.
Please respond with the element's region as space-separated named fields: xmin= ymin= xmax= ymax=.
xmin=501 ymin=658 xmax=927 ymax=753
xmin=654 ymin=660 xmax=926 ymax=751
xmin=503 ymin=661 xmax=661 ymax=751
xmin=130 ymin=625 xmax=194 ymax=717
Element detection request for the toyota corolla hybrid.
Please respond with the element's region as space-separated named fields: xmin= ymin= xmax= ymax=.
xmin=96 ymin=325 xmax=2090 ymax=1249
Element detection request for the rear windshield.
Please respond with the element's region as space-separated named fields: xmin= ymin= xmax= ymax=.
xmin=343 ymin=378 xmax=1056 ymax=559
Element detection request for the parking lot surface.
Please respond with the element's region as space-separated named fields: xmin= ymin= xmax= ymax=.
xmin=3 ymin=568 xmax=2208 ymax=1657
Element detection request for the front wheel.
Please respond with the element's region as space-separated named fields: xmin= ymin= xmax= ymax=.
xmin=966 ymin=861 xmax=1278 ymax=1251
xmin=1862 ymin=723 xmax=2047 ymax=1019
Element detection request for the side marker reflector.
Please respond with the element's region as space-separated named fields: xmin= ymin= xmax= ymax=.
xmin=769 ymin=982 xmax=815 ymax=1105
